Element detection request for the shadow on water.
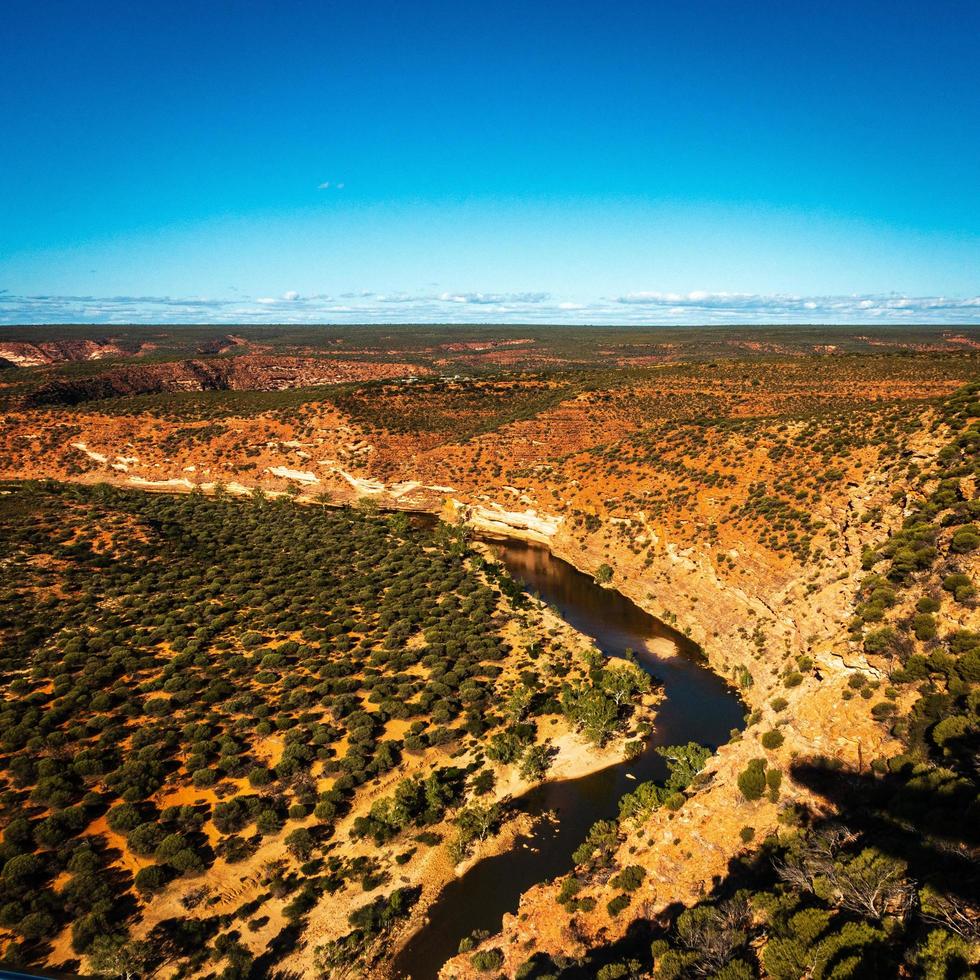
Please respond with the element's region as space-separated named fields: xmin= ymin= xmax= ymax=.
xmin=393 ymin=537 xmax=745 ymax=979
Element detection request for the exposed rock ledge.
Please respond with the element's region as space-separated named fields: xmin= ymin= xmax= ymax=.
xmin=437 ymin=463 xmax=914 ymax=979
xmin=447 ymin=499 xmax=563 ymax=544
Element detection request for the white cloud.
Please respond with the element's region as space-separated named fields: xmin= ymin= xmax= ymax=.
xmin=317 ymin=182 xmax=331 ymax=190
xmin=437 ymin=291 xmax=550 ymax=305
xmin=1 ymin=290 xmax=979 ymax=325
xmin=613 ymin=291 xmax=980 ymax=321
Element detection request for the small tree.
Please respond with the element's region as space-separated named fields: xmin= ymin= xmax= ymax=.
xmin=761 ymin=729 xmax=784 ymax=750
xmin=519 ymin=743 xmax=553 ymax=782
xmin=87 ymin=935 xmax=153 ymax=979
xmin=610 ymin=864 xmax=646 ymax=891
xmin=285 ymin=827 xmax=315 ymax=860
xmin=562 ymin=685 xmax=618 ymax=744
xmin=737 ymin=759 xmax=767 ymax=801
xmin=504 ymin=683 xmax=535 ymax=722
xmin=601 ymin=663 xmax=651 ymax=709
xmin=134 ymin=865 xmax=167 ymax=896
xmin=673 ymin=896 xmax=752 ymax=975
xmin=472 ymin=947 xmax=504 ymax=972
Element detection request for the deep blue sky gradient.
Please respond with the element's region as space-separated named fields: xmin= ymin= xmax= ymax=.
xmin=2 ymin=0 xmax=979 ymax=323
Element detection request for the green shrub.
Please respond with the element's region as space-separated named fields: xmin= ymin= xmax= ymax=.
xmin=864 ymin=628 xmax=898 ymax=655
xmin=557 ymin=877 xmax=582 ymax=907
xmin=471 ymin=947 xmax=504 ymax=972
xmin=134 ymin=865 xmax=167 ymax=894
xmin=948 ymin=630 xmax=980 ymax=654
xmin=932 ymin=715 xmax=969 ymax=747
xmin=942 ymin=573 xmax=975 ymax=603
xmin=761 ymin=730 xmax=784 ymax=750
xmin=248 ymin=767 xmax=272 ymax=788
xmin=606 ymin=893 xmax=631 ymax=917
xmin=610 ymin=865 xmax=646 ymax=891
xmin=192 ymin=767 xmax=216 ymax=788
xmin=950 ymin=525 xmax=980 ymax=553
xmin=106 ymin=803 xmax=142 ymax=833
xmin=959 ymin=649 xmax=980 ymax=682
xmin=766 ymin=768 xmax=782 ymax=801
xmin=737 ymin=759 xmax=767 ymax=801
xmin=912 ymin=613 xmax=937 ymax=641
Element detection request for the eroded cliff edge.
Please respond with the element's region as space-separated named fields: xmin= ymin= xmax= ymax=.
xmin=434 ymin=451 xmax=926 ymax=977
xmin=2 ymin=362 xmax=977 ymax=976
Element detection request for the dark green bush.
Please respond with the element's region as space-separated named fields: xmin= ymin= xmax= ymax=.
xmin=737 ymin=759 xmax=767 ymax=801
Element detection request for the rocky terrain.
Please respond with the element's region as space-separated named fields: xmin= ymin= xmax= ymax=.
xmin=0 ymin=338 xmax=136 ymax=368
xmin=0 ymin=325 xmax=977 ymax=978
xmin=17 ymin=355 xmax=430 ymax=407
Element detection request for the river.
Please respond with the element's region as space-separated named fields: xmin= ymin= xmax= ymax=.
xmin=393 ymin=535 xmax=745 ymax=979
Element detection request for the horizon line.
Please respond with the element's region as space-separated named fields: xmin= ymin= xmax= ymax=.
xmin=4 ymin=321 xmax=980 ymax=331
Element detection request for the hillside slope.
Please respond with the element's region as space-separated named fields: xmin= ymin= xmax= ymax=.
xmin=0 ymin=342 xmax=976 ymax=977
xmin=442 ymin=382 xmax=979 ymax=978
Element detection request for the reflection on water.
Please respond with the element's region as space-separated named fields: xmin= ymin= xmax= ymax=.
xmin=393 ymin=536 xmax=745 ymax=979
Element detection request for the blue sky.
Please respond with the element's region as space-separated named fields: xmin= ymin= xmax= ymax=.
xmin=2 ymin=0 xmax=979 ymax=324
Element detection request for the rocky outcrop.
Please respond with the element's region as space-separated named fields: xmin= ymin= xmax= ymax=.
xmin=448 ymin=499 xmax=563 ymax=544
xmin=0 ymin=338 xmax=130 ymax=367
xmin=21 ymin=356 xmax=430 ymax=406
xmin=266 ymin=466 xmax=320 ymax=484
xmin=437 ymin=446 xmax=922 ymax=979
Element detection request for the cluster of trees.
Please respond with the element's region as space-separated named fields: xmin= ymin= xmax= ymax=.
xmin=0 ymin=480 xmax=577 ymax=971
xmin=736 ymin=757 xmax=782 ymax=803
xmin=636 ymin=800 xmax=977 ymax=980
xmin=616 ymin=743 xmax=711 ymax=824
xmin=561 ymin=654 xmax=651 ymax=745
xmin=350 ymin=767 xmax=467 ymax=844
xmin=328 ymin=375 xmax=574 ymax=443
xmin=535 ymin=793 xmax=977 ymax=980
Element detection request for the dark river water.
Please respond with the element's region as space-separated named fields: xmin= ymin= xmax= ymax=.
xmin=393 ymin=536 xmax=745 ymax=979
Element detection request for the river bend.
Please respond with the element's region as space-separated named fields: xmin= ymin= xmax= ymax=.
xmin=394 ymin=536 xmax=745 ymax=978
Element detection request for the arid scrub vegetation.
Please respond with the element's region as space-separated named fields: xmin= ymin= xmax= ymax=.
xmin=1 ymin=328 xmax=978 ymax=978
xmin=0 ymin=482 xmax=648 ymax=976
xmin=509 ymin=380 xmax=979 ymax=980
